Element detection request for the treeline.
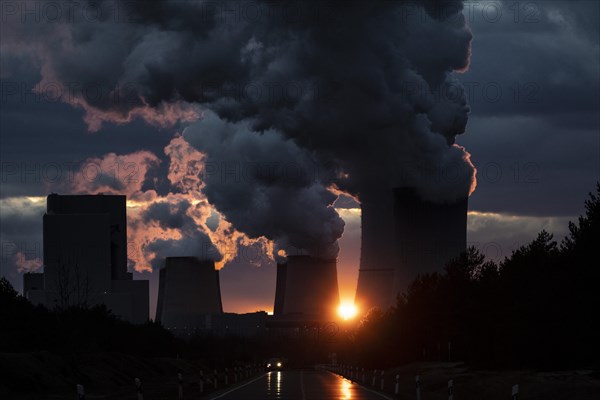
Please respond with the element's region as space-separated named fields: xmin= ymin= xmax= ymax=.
xmin=342 ymin=183 xmax=600 ymax=370
xmin=0 ymin=283 xmax=178 ymax=357
xmin=0 ymin=281 xmax=274 ymax=366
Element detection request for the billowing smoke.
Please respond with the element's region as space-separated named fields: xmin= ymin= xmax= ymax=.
xmin=139 ymin=198 xmax=221 ymax=270
xmin=183 ymin=110 xmax=344 ymax=259
xmin=5 ymin=0 xmax=477 ymax=259
xmin=67 ymin=141 xmax=269 ymax=271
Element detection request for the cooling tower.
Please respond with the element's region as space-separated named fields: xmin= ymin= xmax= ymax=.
xmin=355 ymin=190 xmax=396 ymax=312
xmin=273 ymin=262 xmax=287 ymax=316
xmin=392 ymin=187 xmax=468 ymax=294
xmin=274 ymin=255 xmax=340 ymax=320
xmin=354 ymin=269 xmax=395 ymax=312
xmin=156 ymin=257 xmax=223 ymax=330
xmin=355 ymin=187 xmax=468 ymax=313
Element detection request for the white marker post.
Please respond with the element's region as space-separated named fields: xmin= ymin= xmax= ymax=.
xmin=380 ymin=370 xmax=384 ymax=391
xmin=416 ymin=375 xmax=421 ymax=400
xmin=134 ymin=378 xmax=143 ymax=400
xmin=199 ymin=370 xmax=204 ymax=394
xmin=394 ymin=374 xmax=399 ymax=395
xmin=512 ymin=384 xmax=519 ymax=400
xmin=213 ymin=370 xmax=218 ymax=389
xmin=76 ymin=384 xmax=85 ymax=400
xmin=225 ymin=368 xmax=229 ymax=386
xmin=448 ymin=379 xmax=454 ymax=400
xmin=178 ymin=372 xmax=183 ymax=399
xmin=362 ymin=368 xmax=365 ymax=384
xmin=372 ymin=369 xmax=377 ymax=386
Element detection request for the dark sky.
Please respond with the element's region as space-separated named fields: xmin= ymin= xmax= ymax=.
xmin=1 ymin=1 xmax=598 ymax=316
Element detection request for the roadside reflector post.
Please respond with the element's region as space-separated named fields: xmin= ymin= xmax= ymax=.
xmin=380 ymin=370 xmax=384 ymax=391
xmin=395 ymin=374 xmax=399 ymax=394
xmin=177 ymin=371 xmax=183 ymax=399
xmin=76 ymin=384 xmax=85 ymax=400
xmin=134 ymin=378 xmax=143 ymax=400
xmin=213 ymin=370 xmax=218 ymax=388
xmin=199 ymin=370 xmax=204 ymax=393
xmin=362 ymin=368 xmax=365 ymax=384
xmin=225 ymin=367 xmax=229 ymax=386
xmin=512 ymin=384 xmax=519 ymax=400
xmin=372 ymin=369 xmax=377 ymax=386
xmin=448 ymin=379 xmax=454 ymax=400
xmin=416 ymin=375 xmax=421 ymax=400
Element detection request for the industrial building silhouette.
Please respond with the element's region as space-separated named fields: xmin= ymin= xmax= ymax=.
xmin=21 ymin=185 xmax=468 ymax=330
xmin=23 ymin=194 xmax=149 ymax=324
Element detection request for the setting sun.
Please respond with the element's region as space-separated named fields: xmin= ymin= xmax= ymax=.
xmin=338 ymin=303 xmax=358 ymax=320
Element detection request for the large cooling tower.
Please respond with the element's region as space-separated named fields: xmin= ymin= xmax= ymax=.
xmin=354 ymin=190 xmax=396 ymax=312
xmin=273 ymin=255 xmax=340 ymax=320
xmin=355 ymin=187 xmax=468 ymax=313
xmin=156 ymin=257 xmax=223 ymax=330
xmin=273 ymin=262 xmax=287 ymax=316
xmin=354 ymin=269 xmax=394 ymax=312
xmin=392 ymin=187 xmax=467 ymax=294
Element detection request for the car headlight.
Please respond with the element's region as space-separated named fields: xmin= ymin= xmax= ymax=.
xmin=276 ymin=362 xmax=282 ymax=368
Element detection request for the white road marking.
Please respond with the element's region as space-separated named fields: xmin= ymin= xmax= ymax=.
xmin=206 ymin=373 xmax=266 ymax=399
xmin=301 ymin=369 xmax=307 ymax=400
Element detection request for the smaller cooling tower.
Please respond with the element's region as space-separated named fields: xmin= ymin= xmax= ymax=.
xmin=274 ymin=255 xmax=340 ymax=320
xmin=156 ymin=257 xmax=223 ymax=330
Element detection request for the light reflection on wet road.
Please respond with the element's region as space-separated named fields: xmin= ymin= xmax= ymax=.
xmin=210 ymin=369 xmax=392 ymax=400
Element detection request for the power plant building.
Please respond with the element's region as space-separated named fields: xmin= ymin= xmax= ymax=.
xmin=23 ymin=194 xmax=149 ymax=324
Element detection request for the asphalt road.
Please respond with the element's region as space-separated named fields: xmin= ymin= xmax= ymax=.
xmin=208 ymin=369 xmax=392 ymax=400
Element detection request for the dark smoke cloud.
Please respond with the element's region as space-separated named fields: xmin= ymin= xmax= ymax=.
xmin=184 ymin=110 xmax=344 ymax=260
xmin=4 ymin=0 xmax=477 ymax=258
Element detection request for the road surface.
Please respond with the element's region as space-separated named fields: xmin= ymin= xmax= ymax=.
xmin=208 ymin=369 xmax=393 ymax=400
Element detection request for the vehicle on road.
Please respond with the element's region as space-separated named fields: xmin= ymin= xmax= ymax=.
xmin=266 ymin=357 xmax=285 ymax=370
